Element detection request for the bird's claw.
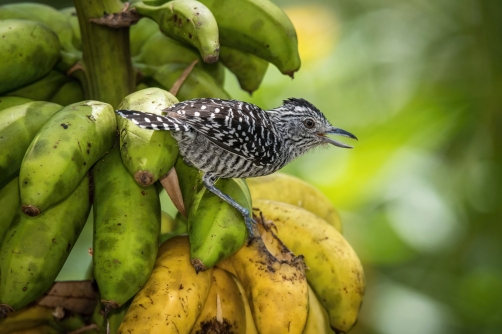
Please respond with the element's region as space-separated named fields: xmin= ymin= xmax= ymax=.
xmin=244 ymin=216 xmax=257 ymax=238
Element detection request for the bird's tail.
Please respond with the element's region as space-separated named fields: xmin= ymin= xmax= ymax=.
xmin=115 ymin=110 xmax=190 ymax=131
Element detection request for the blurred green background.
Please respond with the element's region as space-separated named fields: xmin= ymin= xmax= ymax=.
xmin=14 ymin=0 xmax=502 ymax=332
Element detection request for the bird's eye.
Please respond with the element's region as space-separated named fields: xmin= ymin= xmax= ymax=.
xmin=303 ymin=118 xmax=315 ymax=129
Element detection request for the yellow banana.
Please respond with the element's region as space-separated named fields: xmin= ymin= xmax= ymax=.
xmin=232 ymin=276 xmax=258 ymax=334
xmin=0 ymin=305 xmax=55 ymax=333
xmin=0 ymin=20 xmax=60 ymax=94
xmin=197 ymin=0 xmax=300 ymax=76
xmin=117 ymin=236 xmax=213 ymax=333
xmin=134 ymin=0 xmax=219 ymax=63
xmin=117 ymin=88 xmax=179 ymax=185
xmin=303 ymin=286 xmax=333 ymax=334
xmin=216 ymin=228 xmax=308 ymax=333
xmin=247 ymin=173 xmax=342 ymax=232
xmin=220 ymin=46 xmax=269 ymax=94
xmin=254 ymin=200 xmax=365 ymax=333
xmin=191 ymin=267 xmax=246 ymax=333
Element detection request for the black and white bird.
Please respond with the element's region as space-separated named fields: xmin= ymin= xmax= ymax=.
xmin=116 ymin=98 xmax=357 ymax=233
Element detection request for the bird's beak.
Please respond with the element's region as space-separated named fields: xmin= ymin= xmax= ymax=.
xmin=318 ymin=127 xmax=358 ymax=149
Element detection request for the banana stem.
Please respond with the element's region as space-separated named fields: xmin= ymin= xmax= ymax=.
xmin=74 ymin=0 xmax=135 ymax=106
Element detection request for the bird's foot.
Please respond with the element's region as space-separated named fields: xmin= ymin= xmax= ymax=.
xmin=244 ymin=216 xmax=257 ymax=238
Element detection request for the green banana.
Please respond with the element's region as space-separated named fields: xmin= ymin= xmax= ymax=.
xmin=174 ymin=157 xmax=204 ymax=213
xmin=0 ymin=97 xmax=32 ymax=112
xmin=0 ymin=3 xmax=79 ymax=53
xmin=134 ymin=0 xmax=220 ymax=63
xmin=0 ymin=177 xmax=19 ymax=247
xmin=220 ymin=46 xmax=269 ymax=94
xmin=59 ymin=7 xmax=82 ymax=50
xmin=0 ymin=175 xmax=91 ymax=315
xmin=0 ymin=20 xmax=60 ymax=94
xmin=117 ymin=88 xmax=179 ymax=186
xmin=0 ymin=101 xmax=63 ymax=188
xmin=148 ymin=63 xmax=230 ymax=101
xmin=93 ymin=146 xmax=160 ymax=309
xmin=134 ymin=31 xmax=225 ymax=85
xmin=159 ymin=211 xmax=187 ymax=243
xmin=50 ymin=80 xmax=84 ymax=107
xmin=130 ymin=17 xmax=160 ymax=57
xmin=198 ymin=0 xmax=301 ymax=76
xmin=188 ymin=178 xmax=251 ymax=272
xmin=54 ymin=50 xmax=82 ymax=74
xmin=6 ymin=71 xmax=69 ymax=102
xmin=19 ymin=101 xmax=116 ymax=216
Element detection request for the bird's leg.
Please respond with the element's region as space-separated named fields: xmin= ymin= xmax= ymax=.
xmin=202 ymin=173 xmax=256 ymax=237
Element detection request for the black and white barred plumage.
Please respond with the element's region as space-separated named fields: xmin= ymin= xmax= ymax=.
xmin=116 ymin=98 xmax=356 ymax=233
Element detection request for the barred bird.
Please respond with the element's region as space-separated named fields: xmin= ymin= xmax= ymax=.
xmin=116 ymin=98 xmax=357 ymax=233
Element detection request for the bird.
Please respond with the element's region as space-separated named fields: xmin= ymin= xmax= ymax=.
xmin=116 ymin=97 xmax=357 ymax=234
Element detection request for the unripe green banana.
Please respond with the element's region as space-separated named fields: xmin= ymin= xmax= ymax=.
xmin=0 ymin=177 xmax=19 ymax=247
xmin=134 ymin=31 xmax=225 ymax=85
xmin=0 ymin=174 xmax=91 ymax=315
xmin=159 ymin=211 xmax=188 ymax=243
xmin=0 ymin=3 xmax=79 ymax=53
xmin=220 ymin=46 xmax=269 ymax=94
xmin=117 ymin=88 xmax=179 ymax=186
xmin=134 ymin=0 xmax=220 ymax=63
xmin=59 ymin=7 xmax=82 ymax=50
xmin=19 ymin=101 xmax=116 ymax=216
xmin=50 ymin=80 xmax=84 ymax=107
xmin=148 ymin=63 xmax=230 ymax=101
xmin=6 ymin=71 xmax=69 ymax=102
xmin=93 ymin=146 xmax=160 ymax=309
xmin=189 ymin=178 xmax=251 ymax=272
xmin=174 ymin=157 xmax=204 ymax=213
xmin=198 ymin=0 xmax=301 ymax=76
xmin=130 ymin=17 xmax=159 ymax=57
xmin=0 ymin=97 xmax=32 ymax=112
xmin=0 ymin=20 xmax=60 ymax=94
xmin=0 ymin=101 xmax=63 ymax=188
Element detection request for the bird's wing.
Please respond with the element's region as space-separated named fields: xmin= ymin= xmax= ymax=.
xmin=165 ymin=98 xmax=281 ymax=166
xmin=115 ymin=110 xmax=190 ymax=131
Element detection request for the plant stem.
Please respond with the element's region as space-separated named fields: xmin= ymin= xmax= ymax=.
xmin=74 ymin=0 xmax=135 ymax=107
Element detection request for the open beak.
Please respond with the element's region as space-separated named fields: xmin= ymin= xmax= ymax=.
xmin=318 ymin=127 xmax=358 ymax=149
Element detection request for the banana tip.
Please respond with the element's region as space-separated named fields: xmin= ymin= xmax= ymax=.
xmin=190 ymin=258 xmax=207 ymax=274
xmin=22 ymin=205 xmax=40 ymax=217
xmin=0 ymin=304 xmax=15 ymax=318
xmin=102 ymin=300 xmax=120 ymax=318
xmin=134 ymin=171 xmax=155 ymax=186
xmin=203 ymin=55 xmax=219 ymax=64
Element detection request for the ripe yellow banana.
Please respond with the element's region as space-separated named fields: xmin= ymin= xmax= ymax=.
xmin=134 ymin=0 xmax=220 ymax=63
xmin=232 ymin=276 xmax=258 ymax=334
xmin=0 ymin=20 xmax=60 ymax=94
xmin=216 ymin=228 xmax=309 ymax=333
xmin=254 ymin=200 xmax=365 ymax=333
xmin=0 ymin=305 xmax=57 ymax=333
xmin=117 ymin=236 xmax=213 ymax=333
xmin=0 ymin=101 xmax=63 ymax=188
xmin=93 ymin=146 xmax=160 ymax=309
xmin=303 ymin=286 xmax=333 ymax=334
xmin=0 ymin=175 xmax=91 ymax=315
xmin=188 ymin=178 xmax=250 ymax=272
xmin=117 ymin=88 xmax=179 ymax=185
xmin=0 ymin=97 xmax=32 ymax=112
xmin=247 ymin=173 xmax=342 ymax=232
xmin=0 ymin=177 xmax=19 ymax=247
xmin=220 ymin=46 xmax=269 ymax=94
xmin=134 ymin=31 xmax=225 ymax=85
xmin=19 ymin=100 xmax=116 ymax=216
xmin=149 ymin=63 xmax=230 ymax=100
xmin=197 ymin=0 xmax=300 ymax=76
xmin=191 ymin=267 xmax=246 ymax=333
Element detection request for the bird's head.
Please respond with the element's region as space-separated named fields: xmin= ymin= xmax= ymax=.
xmin=269 ymin=98 xmax=357 ymax=154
